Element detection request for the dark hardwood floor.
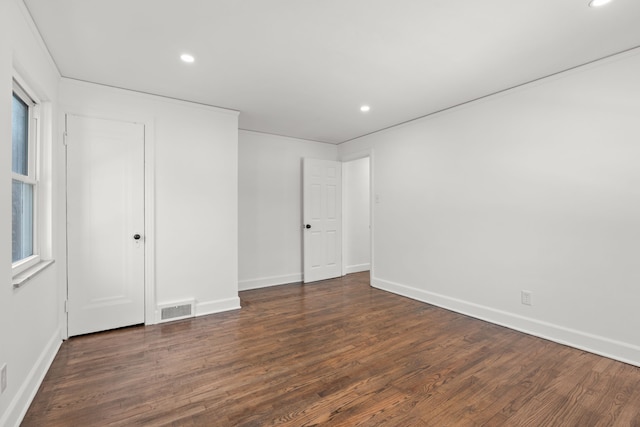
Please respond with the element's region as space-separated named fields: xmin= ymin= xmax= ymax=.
xmin=23 ymin=272 xmax=640 ymax=426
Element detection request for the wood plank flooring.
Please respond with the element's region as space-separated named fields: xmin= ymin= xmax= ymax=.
xmin=22 ymin=272 xmax=640 ymax=426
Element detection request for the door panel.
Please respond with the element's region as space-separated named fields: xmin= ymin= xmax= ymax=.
xmin=303 ymin=158 xmax=342 ymax=283
xmin=67 ymin=115 xmax=145 ymax=336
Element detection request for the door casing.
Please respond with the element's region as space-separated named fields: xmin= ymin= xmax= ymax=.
xmin=62 ymin=111 xmax=156 ymax=339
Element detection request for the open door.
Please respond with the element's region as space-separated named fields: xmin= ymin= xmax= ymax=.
xmin=303 ymin=158 xmax=342 ymax=283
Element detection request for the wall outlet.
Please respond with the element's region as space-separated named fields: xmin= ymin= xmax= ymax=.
xmin=521 ymin=290 xmax=532 ymax=306
xmin=1 ymin=364 xmax=7 ymax=393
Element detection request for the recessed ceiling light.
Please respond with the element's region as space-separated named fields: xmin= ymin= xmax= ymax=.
xmin=180 ymin=54 xmax=195 ymax=63
xmin=589 ymin=0 xmax=613 ymax=7
xmin=360 ymin=105 xmax=371 ymax=112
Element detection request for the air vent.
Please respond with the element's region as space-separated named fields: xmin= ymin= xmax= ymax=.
xmin=159 ymin=300 xmax=195 ymax=323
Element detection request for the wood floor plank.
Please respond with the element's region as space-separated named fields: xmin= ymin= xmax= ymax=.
xmin=22 ymin=272 xmax=640 ymax=426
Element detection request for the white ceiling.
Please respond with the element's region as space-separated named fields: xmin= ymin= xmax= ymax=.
xmin=23 ymin=0 xmax=640 ymax=144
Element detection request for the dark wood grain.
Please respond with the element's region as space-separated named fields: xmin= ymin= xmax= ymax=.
xmin=22 ymin=272 xmax=640 ymax=426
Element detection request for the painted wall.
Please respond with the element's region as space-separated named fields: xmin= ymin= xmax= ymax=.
xmin=343 ymin=157 xmax=370 ymax=274
xmin=339 ymin=49 xmax=640 ymax=366
xmin=0 ymin=1 xmax=62 ymax=426
xmin=59 ymin=78 xmax=240 ymax=320
xmin=238 ymin=130 xmax=337 ymax=290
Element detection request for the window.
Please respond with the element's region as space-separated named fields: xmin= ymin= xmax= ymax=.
xmin=12 ymin=80 xmax=40 ymax=273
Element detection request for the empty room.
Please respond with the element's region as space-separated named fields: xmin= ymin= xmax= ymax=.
xmin=2 ymin=0 xmax=640 ymax=425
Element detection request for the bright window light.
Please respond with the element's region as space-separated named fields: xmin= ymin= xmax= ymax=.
xmin=180 ymin=54 xmax=195 ymax=63
xmin=360 ymin=105 xmax=371 ymax=112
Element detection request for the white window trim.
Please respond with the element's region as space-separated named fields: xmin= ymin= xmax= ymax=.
xmin=11 ymin=76 xmax=43 ymax=278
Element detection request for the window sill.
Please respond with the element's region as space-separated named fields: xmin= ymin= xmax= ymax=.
xmin=12 ymin=259 xmax=55 ymax=289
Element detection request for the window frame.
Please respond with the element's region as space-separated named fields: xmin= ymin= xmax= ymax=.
xmin=11 ymin=78 xmax=41 ymax=276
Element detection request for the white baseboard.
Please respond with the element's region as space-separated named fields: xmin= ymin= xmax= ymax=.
xmin=195 ymin=297 xmax=241 ymax=317
xmin=239 ymin=273 xmax=302 ymax=291
xmin=345 ymin=263 xmax=370 ymax=275
xmin=1 ymin=328 xmax=62 ymax=427
xmin=372 ymin=277 xmax=640 ymax=367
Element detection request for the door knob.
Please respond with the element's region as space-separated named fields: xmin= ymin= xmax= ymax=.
xmin=133 ymin=234 xmax=141 ymax=240
xmin=305 ymin=224 xmax=311 ymax=229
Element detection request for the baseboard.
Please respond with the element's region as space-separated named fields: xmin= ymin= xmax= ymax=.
xmin=1 ymin=328 xmax=62 ymax=427
xmin=372 ymin=277 xmax=640 ymax=367
xmin=195 ymin=297 xmax=241 ymax=317
xmin=239 ymin=273 xmax=302 ymax=291
xmin=345 ymin=263 xmax=370 ymax=275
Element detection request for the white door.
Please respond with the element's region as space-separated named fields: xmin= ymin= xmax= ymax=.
xmin=303 ymin=158 xmax=342 ymax=283
xmin=66 ymin=115 xmax=145 ymax=336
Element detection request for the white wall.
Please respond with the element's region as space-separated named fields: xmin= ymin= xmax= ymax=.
xmin=60 ymin=78 xmax=240 ymax=321
xmin=238 ymin=130 xmax=337 ymax=290
xmin=343 ymin=157 xmax=370 ymax=274
xmin=0 ymin=1 xmax=62 ymax=426
xmin=339 ymin=49 xmax=640 ymax=366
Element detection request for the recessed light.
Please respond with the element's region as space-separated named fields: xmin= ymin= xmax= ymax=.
xmin=589 ymin=0 xmax=613 ymax=7
xmin=180 ymin=54 xmax=195 ymax=63
xmin=360 ymin=105 xmax=371 ymax=112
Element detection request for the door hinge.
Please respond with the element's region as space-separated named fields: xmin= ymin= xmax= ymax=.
xmin=63 ymin=132 xmax=68 ymax=146
xmin=64 ymin=300 xmax=69 ymax=313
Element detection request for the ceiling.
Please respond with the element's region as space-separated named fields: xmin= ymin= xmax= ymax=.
xmin=23 ymin=0 xmax=640 ymax=144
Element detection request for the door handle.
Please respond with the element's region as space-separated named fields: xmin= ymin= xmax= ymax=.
xmin=133 ymin=234 xmax=142 ymax=240
xmin=305 ymin=224 xmax=311 ymax=229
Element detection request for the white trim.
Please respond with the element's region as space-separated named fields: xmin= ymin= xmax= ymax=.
xmin=195 ymin=297 xmax=241 ymax=317
xmin=12 ymin=79 xmax=37 ymax=105
xmin=239 ymin=273 xmax=303 ymax=291
xmin=341 ymin=161 xmax=346 ymax=277
xmin=371 ymin=276 xmax=640 ymax=367
xmin=11 ymin=172 xmax=37 ymax=186
xmin=11 ymin=255 xmax=41 ymax=277
xmin=0 ymin=328 xmax=62 ymax=427
xmin=60 ymin=115 xmax=69 ymax=339
xmin=12 ymin=259 xmax=54 ymax=288
xmin=143 ymin=120 xmax=156 ymax=326
xmin=61 ymin=78 xmax=239 ymax=117
xmin=344 ymin=263 xmax=370 ymax=275
xmin=238 ymin=128 xmax=335 ymax=146
xmin=38 ymin=101 xmax=55 ymax=262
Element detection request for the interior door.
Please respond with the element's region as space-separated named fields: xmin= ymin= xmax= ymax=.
xmin=303 ymin=158 xmax=342 ymax=283
xmin=66 ymin=114 xmax=145 ymax=336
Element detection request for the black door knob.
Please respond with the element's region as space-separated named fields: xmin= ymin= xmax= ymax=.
xmin=133 ymin=234 xmax=141 ymax=240
xmin=305 ymin=224 xmax=311 ymax=229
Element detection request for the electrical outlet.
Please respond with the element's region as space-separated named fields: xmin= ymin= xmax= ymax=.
xmin=521 ymin=290 xmax=532 ymax=306
xmin=1 ymin=364 xmax=7 ymax=393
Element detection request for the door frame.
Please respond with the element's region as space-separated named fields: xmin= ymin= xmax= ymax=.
xmin=340 ymin=149 xmax=374 ymax=280
xmin=61 ymin=110 xmax=156 ymax=339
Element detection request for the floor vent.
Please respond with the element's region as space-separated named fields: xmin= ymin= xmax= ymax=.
xmin=159 ymin=300 xmax=195 ymax=323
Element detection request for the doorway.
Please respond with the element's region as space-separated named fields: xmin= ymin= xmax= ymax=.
xmin=302 ymin=153 xmax=373 ymax=283
xmin=342 ymin=156 xmax=371 ymax=275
